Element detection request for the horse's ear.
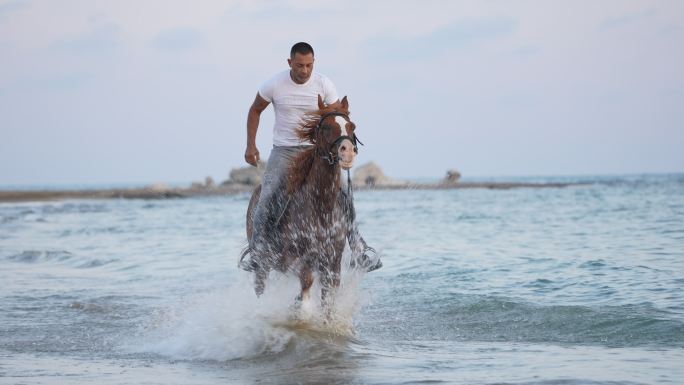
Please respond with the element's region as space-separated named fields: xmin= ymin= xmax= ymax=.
xmin=341 ymin=96 xmax=348 ymax=109
xmin=317 ymin=94 xmax=325 ymax=109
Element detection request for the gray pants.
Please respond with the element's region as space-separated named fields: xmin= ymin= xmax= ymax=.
xmin=250 ymin=145 xmax=307 ymax=253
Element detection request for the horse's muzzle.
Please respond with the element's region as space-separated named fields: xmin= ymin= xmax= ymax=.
xmin=337 ymin=138 xmax=356 ymax=170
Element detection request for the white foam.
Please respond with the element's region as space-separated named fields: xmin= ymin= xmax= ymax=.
xmin=129 ymin=259 xmax=369 ymax=361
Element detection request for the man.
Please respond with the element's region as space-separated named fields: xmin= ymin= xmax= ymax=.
xmin=239 ymin=42 xmax=381 ymax=281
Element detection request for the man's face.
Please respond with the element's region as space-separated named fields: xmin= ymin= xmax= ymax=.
xmin=288 ymin=52 xmax=314 ymax=84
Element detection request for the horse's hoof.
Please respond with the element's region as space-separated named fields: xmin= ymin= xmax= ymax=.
xmin=366 ymin=258 xmax=383 ymax=272
xmin=238 ymin=248 xmax=257 ymax=272
xmin=350 ymin=249 xmax=383 ymax=272
xmin=240 ymin=261 xmax=258 ymax=272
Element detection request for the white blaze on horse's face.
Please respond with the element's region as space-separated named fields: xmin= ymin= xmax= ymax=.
xmin=334 ymin=115 xmax=356 ymax=170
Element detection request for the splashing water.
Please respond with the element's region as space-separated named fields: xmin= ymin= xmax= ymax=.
xmin=130 ymin=261 xmax=369 ymax=362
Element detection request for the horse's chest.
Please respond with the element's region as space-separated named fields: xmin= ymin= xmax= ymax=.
xmin=286 ymin=194 xmax=347 ymax=244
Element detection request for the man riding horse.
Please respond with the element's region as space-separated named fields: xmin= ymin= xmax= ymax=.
xmin=239 ymin=42 xmax=381 ymax=294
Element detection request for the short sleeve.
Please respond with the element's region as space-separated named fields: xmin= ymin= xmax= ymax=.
xmin=322 ymin=76 xmax=339 ymax=105
xmin=258 ymin=76 xmax=276 ymax=103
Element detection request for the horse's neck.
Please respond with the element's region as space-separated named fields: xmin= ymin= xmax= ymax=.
xmin=308 ymin=158 xmax=341 ymax=195
xmin=296 ymin=157 xmax=341 ymax=214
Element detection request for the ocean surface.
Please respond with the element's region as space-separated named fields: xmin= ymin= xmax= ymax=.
xmin=1 ymin=174 xmax=683 ymax=385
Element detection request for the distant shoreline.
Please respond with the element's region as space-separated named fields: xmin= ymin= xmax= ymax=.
xmin=0 ymin=181 xmax=586 ymax=203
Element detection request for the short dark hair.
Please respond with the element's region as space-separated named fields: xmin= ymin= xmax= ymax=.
xmin=290 ymin=42 xmax=314 ymax=58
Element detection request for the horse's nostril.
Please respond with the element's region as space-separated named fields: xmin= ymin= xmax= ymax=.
xmin=340 ymin=145 xmax=347 ymax=152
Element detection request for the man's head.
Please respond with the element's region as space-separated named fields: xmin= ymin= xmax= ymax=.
xmin=288 ymin=42 xmax=315 ymax=84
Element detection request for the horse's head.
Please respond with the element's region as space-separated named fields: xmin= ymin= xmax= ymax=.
xmin=307 ymin=94 xmax=359 ymax=170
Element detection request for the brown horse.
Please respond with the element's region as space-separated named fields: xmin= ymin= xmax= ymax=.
xmin=245 ymin=95 xmax=360 ymax=313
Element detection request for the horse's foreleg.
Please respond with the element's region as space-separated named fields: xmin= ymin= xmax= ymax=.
xmin=298 ymin=266 xmax=314 ymax=317
xmin=320 ymin=271 xmax=332 ymax=320
xmin=320 ymin=270 xmax=340 ymax=320
xmin=320 ymin=248 xmax=344 ymax=319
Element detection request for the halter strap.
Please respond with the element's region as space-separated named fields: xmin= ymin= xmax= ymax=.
xmin=316 ymin=112 xmax=363 ymax=165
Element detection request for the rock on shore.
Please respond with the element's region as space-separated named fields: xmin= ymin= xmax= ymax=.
xmin=352 ymin=162 xmax=409 ymax=188
xmin=222 ymin=161 xmax=266 ymax=187
xmin=443 ymin=169 xmax=462 ymax=185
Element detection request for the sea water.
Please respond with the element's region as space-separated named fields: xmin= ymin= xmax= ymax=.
xmin=1 ymin=174 xmax=683 ymax=384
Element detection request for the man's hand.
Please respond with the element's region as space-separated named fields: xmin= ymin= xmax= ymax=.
xmin=245 ymin=145 xmax=260 ymax=166
xmin=245 ymin=93 xmax=269 ymax=167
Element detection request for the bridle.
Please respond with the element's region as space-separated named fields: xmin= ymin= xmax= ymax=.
xmin=316 ymin=112 xmax=363 ymax=166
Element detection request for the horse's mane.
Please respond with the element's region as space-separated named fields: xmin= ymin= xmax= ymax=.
xmin=287 ymin=103 xmax=350 ymax=194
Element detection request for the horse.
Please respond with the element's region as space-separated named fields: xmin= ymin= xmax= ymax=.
xmin=244 ymin=95 xmax=361 ymax=314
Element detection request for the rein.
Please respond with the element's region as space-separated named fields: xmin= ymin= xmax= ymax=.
xmin=316 ymin=112 xmax=363 ymax=166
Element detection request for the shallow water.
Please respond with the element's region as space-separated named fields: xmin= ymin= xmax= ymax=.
xmin=1 ymin=174 xmax=683 ymax=384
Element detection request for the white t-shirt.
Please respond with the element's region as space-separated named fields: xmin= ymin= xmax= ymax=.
xmin=258 ymin=70 xmax=339 ymax=146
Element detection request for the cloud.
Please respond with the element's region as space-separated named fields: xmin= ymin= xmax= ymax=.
xmin=2 ymin=72 xmax=90 ymax=94
xmin=51 ymin=22 xmax=122 ymax=55
xmin=151 ymin=27 xmax=205 ymax=52
xmin=365 ymin=18 xmax=517 ymax=62
xmin=503 ymin=45 xmax=541 ymax=58
xmin=0 ymin=0 xmax=29 ymax=21
xmin=433 ymin=18 xmax=517 ymax=44
xmin=222 ymin=0 xmax=333 ymax=19
xmin=599 ymin=9 xmax=655 ymax=31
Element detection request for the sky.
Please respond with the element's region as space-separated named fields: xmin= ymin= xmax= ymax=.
xmin=1 ymin=0 xmax=683 ymax=186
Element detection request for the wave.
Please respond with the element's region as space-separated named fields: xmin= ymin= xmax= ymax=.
xmin=0 ymin=202 xmax=111 ymax=227
xmin=4 ymin=250 xmax=118 ymax=268
xmin=360 ymin=295 xmax=684 ymax=348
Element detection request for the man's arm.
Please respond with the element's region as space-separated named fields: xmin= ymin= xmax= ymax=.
xmin=245 ymin=93 xmax=270 ymax=166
